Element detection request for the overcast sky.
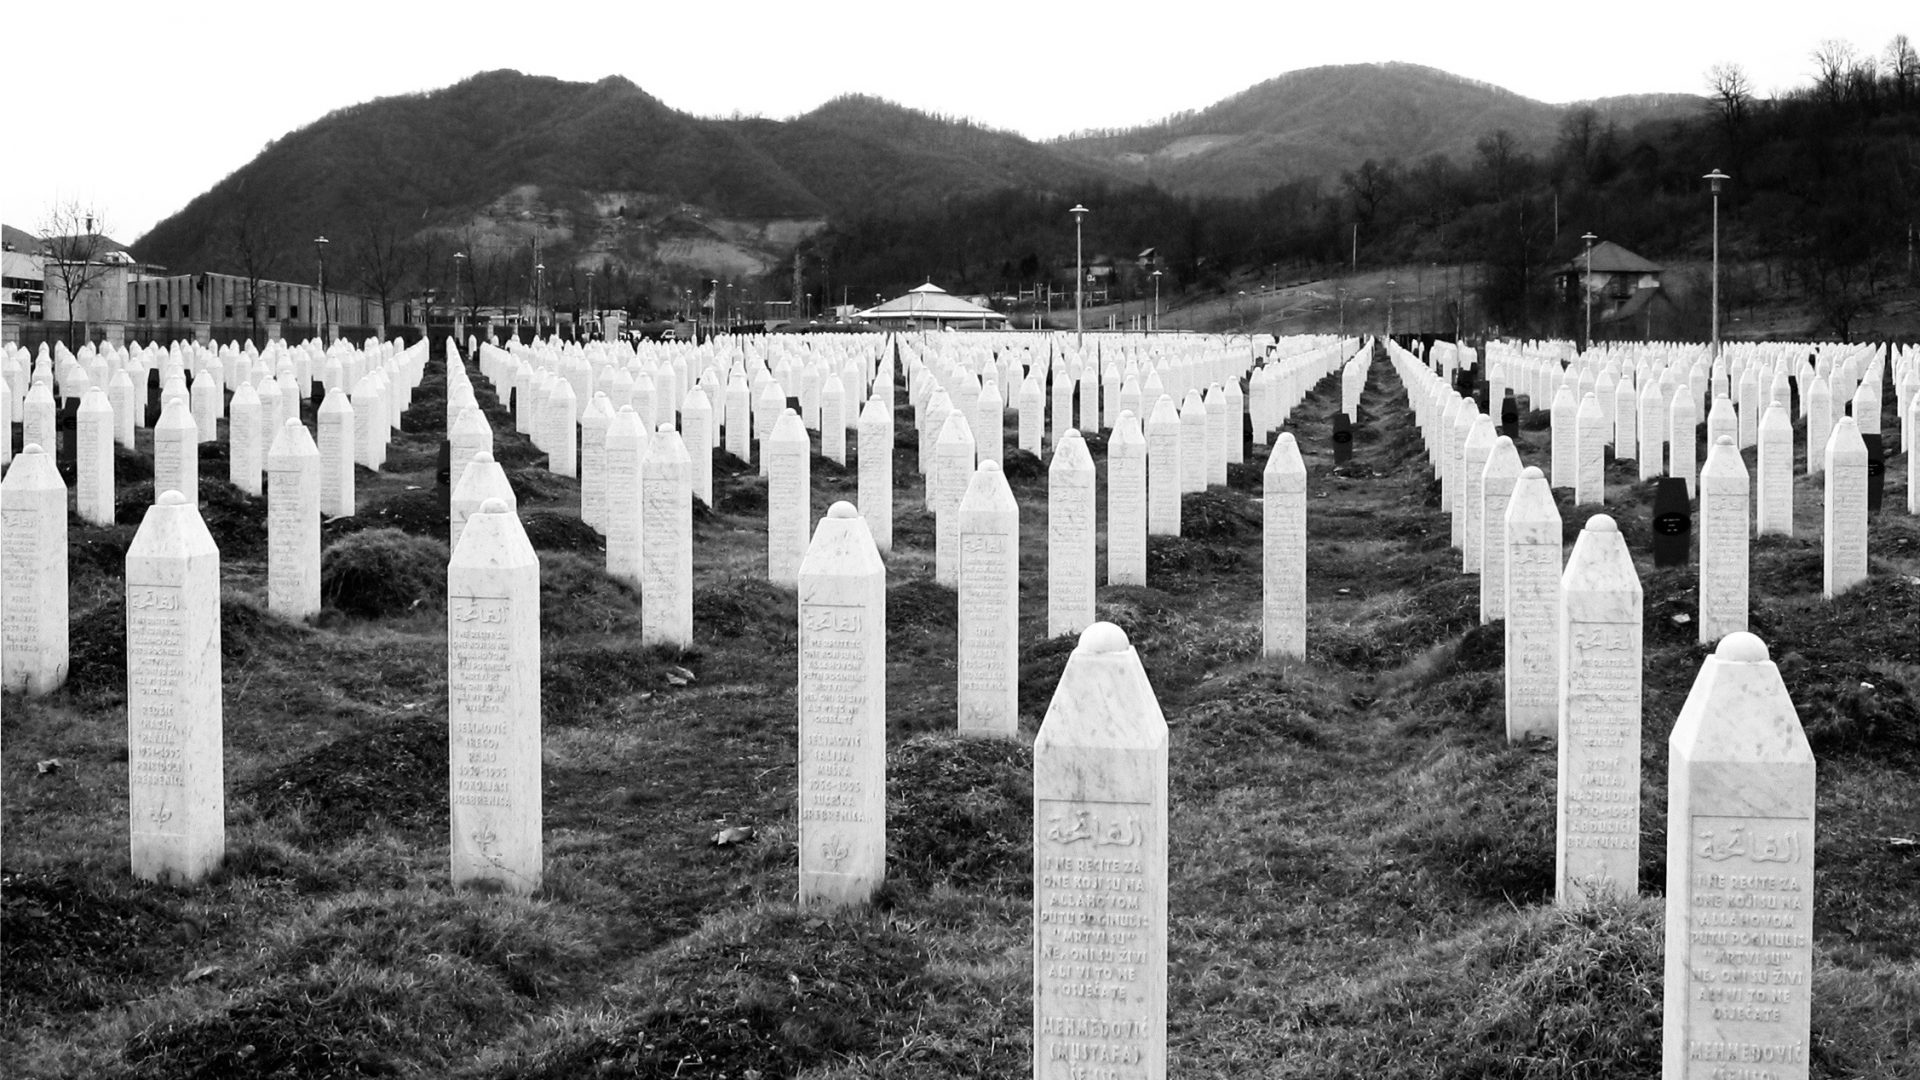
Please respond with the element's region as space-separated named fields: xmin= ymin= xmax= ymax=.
xmin=6 ymin=2 xmax=1907 ymax=244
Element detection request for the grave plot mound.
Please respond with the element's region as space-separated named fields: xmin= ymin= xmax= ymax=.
xmin=113 ymin=479 xmax=270 ymax=560
xmin=1016 ymin=632 xmax=1078 ymax=718
xmin=1146 ymin=535 xmax=1244 ymax=574
xmin=1386 ymin=746 xmax=1556 ymax=905
xmin=398 ymin=378 xmax=445 ymax=434
xmin=320 ymin=529 xmax=449 ymax=617
xmin=503 ymin=466 xmax=576 ymax=504
xmin=519 ymin=510 xmax=603 ymax=554
xmin=538 ymin=551 xmax=642 ymax=637
xmin=885 ymin=733 xmax=1032 ymax=892
xmin=1181 ymin=488 xmax=1261 ymax=540
xmin=509 ymin=914 xmax=937 ymax=1080
xmin=62 ymin=599 xmax=129 ymax=704
xmin=998 ymin=447 xmax=1045 ymax=482
xmin=1227 ymin=461 xmax=1263 ymax=490
xmin=714 ymin=474 xmax=767 ymax=515
xmin=1637 ymin=566 xmax=1701 ymax=646
xmin=1314 ymin=574 xmax=1480 ymax=671
xmin=345 ymin=487 xmax=451 ymax=541
xmin=68 ymin=525 xmax=138 ymax=583
xmin=543 ymin=640 xmax=682 ymax=723
xmin=242 ymin=713 xmax=448 ymax=845
xmin=0 ymin=869 xmax=182 ymax=1020
xmin=886 ymin=579 xmax=955 ymax=639
xmin=220 ymin=594 xmax=309 ymax=664
xmin=692 ymin=578 xmax=794 ymax=641
xmin=888 ymin=506 xmax=933 ymax=548
xmin=1747 ymin=533 xmax=1825 ymax=597
xmin=113 ymin=443 xmax=154 ymax=483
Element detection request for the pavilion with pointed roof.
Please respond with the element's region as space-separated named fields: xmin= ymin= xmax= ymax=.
xmin=855 ymin=282 xmax=1007 ymax=330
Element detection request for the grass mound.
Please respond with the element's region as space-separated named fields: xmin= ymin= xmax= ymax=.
xmin=886 ymin=579 xmax=955 ymax=642
xmin=500 ymin=909 xmax=940 ymax=1080
xmin=1181 ymin=489 xmax=1262 ymax=540
xmin=113 ymin=443 xmax=154 ymax=483
xmin=1289 ymin=902 xmax=1662 ymax=1077
xmin=353 ymin=487 xmax=450 ymax=540
xmin=63 ymin=599 xmax=129 ymax=703
xmin=522 ymin=510 xmax=603 ymax=554
xmin=537 ymin=553 xmax=642 ymax=637
xmin=1315 ymin=575 xmax=1480 ymax=671
xmin=1385 ymin=745 xmax=1556 ymax=907
xmin=1017 ymin=632 xmax=1078 ymax=717
xmin=68 ymin=525 xmax=137 ymax=587
xmin=890 ymin=506 xmax=934 ymax=549
xmin=504 ymin=466 xmax=577 ymax=504
xmin=1146 ymin=535 xmax=1245 ymax=574
xmin=693 ymin=578 xmax=795 ymax=642
xmin=715 ymin=474 xmax=768 ymax=515
xmin=1227 ymin=461 xmax=1263 ymax=490
xmin=112 ymin=480 xmax=269 ymax=560
xmin=321 ymin=529 xmax=449 ymax=617
xmin=544 ymin=640 xmax=686 ymax=722
xmin=887 ymin=734 xmax=1032 ymax=893
xmin=243 ymin=713 xmax=448 ymax=844
xmin=0 ymin=869 xmax=181 ymax=1023
xmin=1000 ymin=448 xmax=1045 ymax=482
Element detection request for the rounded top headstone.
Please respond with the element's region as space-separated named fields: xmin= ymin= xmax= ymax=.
xmin=474 ymin=450 xmax=495 ymax=464
xmin=1716 ymin=631 xmax=1770 ymax=663
xmin=285 ymin=417 xmax=302 ymax=429
xmin=479 ymin=497 xmax=510 ymax=515
xmin=1075 ymin=621 xmax=1131 ymax=655
xmin=21 ymin=442 xmax=44 ymax=456
xmin=828 ymin=501 xmax=859 ymax=519
xmin=979 ymin=460 xmax=1001 ymax=474
xmin=1520 ymin=465 xmax=1544 ymax=480
xmin=1584 ymin=514 xmax=1619 ymax=534
xmin=159 ymin=490 xmax=187 ymax=506
xmin=1716 ymin=435 xmax=1736 ymax=446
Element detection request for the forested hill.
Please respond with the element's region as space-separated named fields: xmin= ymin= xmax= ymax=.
xmin=1053 ymin=62 xmax=1699 ymax=195
xmin=131 ymin=70 xmax=1117 ymax=282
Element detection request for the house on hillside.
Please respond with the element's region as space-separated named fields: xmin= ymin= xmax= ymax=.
xmin=1558 ymin=240 xmax=1666 ymax=320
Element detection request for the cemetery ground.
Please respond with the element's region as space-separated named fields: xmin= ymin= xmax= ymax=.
xmin=4 ymin=345 xmax=1919 ymax=1078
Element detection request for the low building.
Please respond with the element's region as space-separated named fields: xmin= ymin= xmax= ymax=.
xmin=855 ymin=282 xmax=1008 ymax=331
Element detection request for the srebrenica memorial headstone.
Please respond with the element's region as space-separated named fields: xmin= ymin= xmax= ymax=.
xmin=266 ymin=418 xmax=321 ymax=620
xmin=126 ymin=489 xmax=222 ymax=883
xmin=1 ymin=444 xmax=69 ymax=694
xmin=1556 ymin=513 xmax=1643 ymax=906
xmin=957 ymin=460 xmax=1019 ymax=739
xmin=447 ymin=497 xmax=542 ymax=896
xmin=1698 ymin=436 xmax=1750 ymax=646
xmin=1047 ymin=430 xmax=1096 ymax=638
xmin=1479 ymin=435 xmax=1522 ymax=623
xmin=642 ymin=423 xmax=694 ymax=648
xmin=1503 ymin=466 xmax=1561 ymax=741
xmin=797 ymin=502 xmax=887 ymax=907
xmin=1032 ymin=622 xmax=1168 ymax=1080
xmin=1107 ymin=411 xmax=1147 ymax=587
xmin=857 ymin=395 xmax=894 ymax=555
xmin=767 ymin=410 xmax=812 ymax=589
xmin=1262 ymin=431 xmax=1306 ymax=660
xmin=1662 ymin=632 xmax=1814 ymax=1080
xmin=1823 ymin=416 xmax=1868 ymax=599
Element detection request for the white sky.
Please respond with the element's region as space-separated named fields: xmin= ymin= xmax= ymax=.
xmin=5 ymin=2 xmax=1908 ymax=244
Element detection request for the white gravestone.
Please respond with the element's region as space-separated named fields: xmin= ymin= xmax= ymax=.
xmin=1262 ymin=431 xmax=1307 ymax=660
xmin=76 ymin=385 xmax=115 ymax=526
xmin=546 ymin=378 xmax=579 ymax=479
xmin=1504 ymin=466 xmax=1561 ymax=742
xmin=318 ymin=387 xmax=355 ymax=518
xmin=641 ymin=423 xmax=693 ymax=648
xmin=1698 ymin=436 xmax=1750 ymax=646
xmin=1032 ymin=622 xmax=1168 ymax=1080
xmin=821 ymin=372 xmax=848 ymax=465
xmin=1479 ymin=436 xmax=1522 ymax=623
xmin=1574 ymin=391 xmax=1607 ymax=506
xmin=977 ymin=376 xmax=1004 ymax=469
xmin=1755 ymin=402 xmax=1793 ymax=537
xmin=1823 ymin=416 xmax=1868 ymax=598
xmin=450 ymin=399 xmax=494 ymax=482
xmin=932 ymin=410 xmax=977 ymax=588
xmin=453 ymin=452 xmax=518 ymax=553
xmin=125 ymin=490 xmax=223 ymax=883
xmin=266 ymin=419 xmax=321 ymax=620
xmin=1556 ymin=513 xmax=1643 ymax=906
xmin=1461 ymin=415 xmax=1495 ymax=574
xmin=957 ymin=461 xmax=1020 ymax=739
xmin=1550 ymin=383 xmax=1576 ymax=490
xmin=1805 ymin=375 xmax=1832 ymax=478
xmin=1 ymin=445 xmax=69 ymax=694
xmin=1048 ymin=430 xmax=1097 ymax=638
xmin=228 ymin=383 xmax=263 ymax=494
xmin=1145 ymin=396 xmax=1183 ymax=537
xmin=1018 ymin=374 xmax=1044 ymax=455
xmin=1107 ymin=411 xmax=1147 ymax=587
xmin=1669 ymin=384 xmax=1698 ymax=498
xmin=448 ymin=497 xmax=542 ymax=896
xmin=797 ymin=502 xmax=887 ymax=907
xmin=1178 ymin=389 xmax=1208 ymax=494
xmin=857 ymin=396 xmax=894 ymax=555
xmin=683 ymin=387 xmax=714 ymax=507
xmin=580 ymin=393 xmax=614 ymax=533
xmin=1662 ymin=633 xmax=1814 ymax=1080
xmin=602 ymin=405 xmax=648 ymax=587
xmin=767 ymin=410 xmax=812 ymax=588
xmin=154 ymin=395 xmax=199 ymax=508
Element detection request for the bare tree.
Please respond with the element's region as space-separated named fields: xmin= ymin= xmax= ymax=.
xmin=1339 ymin=158 xmax=1398 ymax=228
xmin=221 ymin=204 xmax=281 ymax=343
xmin=1812 ymin=39 xmax=1857 ymax=106
xmin=1887 ymin=34 xmax=1920 ymax=105
xmin=354 ymin=216 xmax=419 ymax=338
xmin=36 ymin=200 xmax=116 ymax=349
xmin=1475 ymin=130 xmax=1522 ymax=202
xmin=1705 ymin=62 xmax=1753 ymax=139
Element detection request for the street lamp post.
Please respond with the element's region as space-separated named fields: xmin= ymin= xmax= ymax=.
xmin=1386 ymin=279 xmax=1396 ymax=339
xmin=452 ymin=251 xmax=466 ymax=341
xmin=1581 ymin=231 xmax=1597 ymax=354
xmin=1150 ymin=268 xmax=1162 ymax=332
xmin=586 ymin=270 xmax=594 ymax=337
xmin=709 ymin=278 xmax=719 ymax=338
xmin=1704 ymin=169 xmax=1730 ymax=357
xmin=533 ymin=262 xmax=546 ymax=339
xmin=1069 ymin=203 xmax=1089 ymax=345
xmin=313 ymin=235 xmax=330 ymax=345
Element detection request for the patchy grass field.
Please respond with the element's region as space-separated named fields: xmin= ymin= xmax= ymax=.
xmin=3 ymin=341 xmax=1917 ymax=1078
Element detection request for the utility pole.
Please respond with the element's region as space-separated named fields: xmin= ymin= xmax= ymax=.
xmin=792 ymin=249 xmax=804 ymax=325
